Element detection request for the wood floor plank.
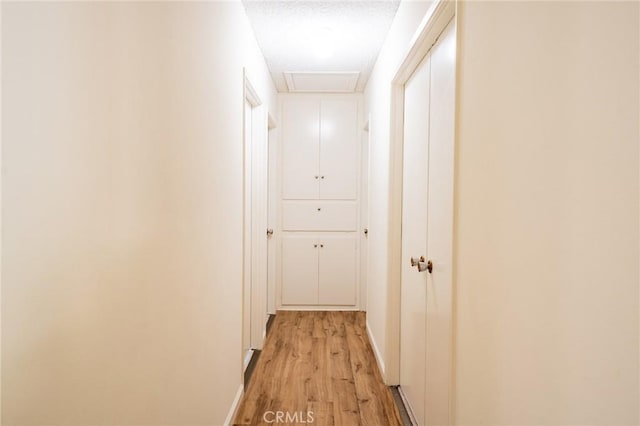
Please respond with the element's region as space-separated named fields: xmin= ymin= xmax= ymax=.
xmin=325 ymin=312 xmax=360 ymax=425
xmin=345 ymin=313 xmax=402 ymax=425
xmin=234 ymin=311 xmax=399 ymax=426
xmin=308 ymin=401 xmax=334 ymax=426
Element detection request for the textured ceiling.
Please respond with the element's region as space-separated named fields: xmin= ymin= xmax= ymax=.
xmin=242 ymin=1 xmax=401 ymax=92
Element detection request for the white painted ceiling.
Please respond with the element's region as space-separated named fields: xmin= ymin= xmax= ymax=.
xmin=242 ymin=1 xmax=401 ymax=93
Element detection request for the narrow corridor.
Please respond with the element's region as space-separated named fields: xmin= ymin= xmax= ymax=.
xmin=234 ymin=311 xmax=401 ymax=425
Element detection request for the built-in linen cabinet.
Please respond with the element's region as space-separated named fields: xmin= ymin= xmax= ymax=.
xmin=280 ymin=95 xmax=360 ymax=308
xmin=281 ymin=234 xmax=357 ymax=306
xmin=282 ymin=98 xmax=358 ymax=200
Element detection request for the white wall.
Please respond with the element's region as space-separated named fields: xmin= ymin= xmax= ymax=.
xmin=453 ymin=2 xmax=638 ymax=424
xmin=1 ymin=3 xmax=276 ymax=425
xmin=363 ymin=0 xmax=433 ymax=378
xmin=364 ymin=0 xmax=639 ymax=424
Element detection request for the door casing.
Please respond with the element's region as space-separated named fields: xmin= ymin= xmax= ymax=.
xmin=242 ymin=70 xmax=270 ymax=379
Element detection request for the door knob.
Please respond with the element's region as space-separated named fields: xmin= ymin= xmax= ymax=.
xmin=410 ymin=256 xmax=425 ymax=267
xmin=417 ymin=260 xmax=433 ymax=273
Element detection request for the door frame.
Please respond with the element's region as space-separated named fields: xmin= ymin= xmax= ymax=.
xmin=385 ymin=0 xmax=457 ymax=407
xmin=242 ymin=70 xmax=269 ymax=367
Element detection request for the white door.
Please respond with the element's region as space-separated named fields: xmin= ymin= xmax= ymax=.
xmin=360 ymin=122 xmax=370 ymax=309
xmin=282 ymin=99 xmax=319 ymax=200
xmin=243 ymin=98 xmax=253 ymax=356
xmin=400 ymin=54 xmax=431 ymax=426
xmin=399 ymin=19 xmax=456 ymax=426
xmin=424 ymin=20 xmax=456 ymax=425
xmin=319 ymin=100 xmax=358 ymax=200
xmin=281 ymin=234 xmax=319 ymax=305
xmin=318 ymin=235 xmax=357 ymax=305
xmin=251 ymin=105 xmax=269 ymax=350
xmin=267 ymin=124 xmax=277 ymax=315
xmin=244 ymin=78 xmax=269 ymax=359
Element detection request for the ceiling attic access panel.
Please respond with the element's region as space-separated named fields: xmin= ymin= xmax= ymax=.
xmin=284 ymin=72 xmax=360 ymax=93
xmin=281 ymin=97 xmax=358 ymax=201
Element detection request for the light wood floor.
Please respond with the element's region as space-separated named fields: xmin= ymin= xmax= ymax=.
xmin=234 ymin=311 xmax=402 ymax=426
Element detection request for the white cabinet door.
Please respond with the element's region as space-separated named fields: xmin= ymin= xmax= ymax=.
xmin=281 ymin=234 xmax=319 ymax=305
xmin=318 ymin=235 xmax=357 ymax=305
xmin=319 ymin=100 xmax=358 ymax=200
xmin=282 ymin=99 xmax=320 ymax=199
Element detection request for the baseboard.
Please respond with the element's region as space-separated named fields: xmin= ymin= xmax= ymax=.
xmin=366 ymin=319 xmax=386 ymax=381
xmin=224 ymin=384 xmax=244 ymax=426
xmin=278 ymin=305 xmax=359 ymax=311
xmin=390 ymin=385 xmax=415 ymax=426
xmin=397 ymin=385 xmax=418 ymax=426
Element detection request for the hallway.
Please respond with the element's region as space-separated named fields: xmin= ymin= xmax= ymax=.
xmin=2 ymin=1 xmax=639 ymax=425
xmin=234 ymin=312 xmax=401 ymax=425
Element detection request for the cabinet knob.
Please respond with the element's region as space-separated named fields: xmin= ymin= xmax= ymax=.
xmin=314 ymin=175 xmax=319 ymax=179
xmin=418 ymin=260 xmax=433 ymax=273
xmin=317 ymin=208 xmax=321 ymax=211
xmin=321 ymin=176 xmax=325 ymax=179
xmin=314 ymin=244 xmax=318 ymax=248
xmin=320 ymin=244 xmax=324 ymax=248
xmin=410 ymin=256 xmax=425 ymax=267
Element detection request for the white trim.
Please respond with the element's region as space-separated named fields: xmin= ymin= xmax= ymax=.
xmin=223 ymin=384 xmax=245 ymax=426
xmin=392 ymin=0 xmax=457 ymax=85
xmin=398 ymin=385 xmax=419 ymax=426
xmin=284 ymin=71 xmax=360 ymax=93
xmin=244 ymin=74 xmax=262 ymax=107
xmin=268 ymin=112 xmax=277 ymax=130
xmin=366 ymin=319 xmax=386 ymax=381
xmin=242 ymin=68 xmax=269 ymax=365
xmin=243 ymin=349 xmax=254 ymax=371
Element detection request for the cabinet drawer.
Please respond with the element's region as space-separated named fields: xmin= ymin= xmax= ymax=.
xmin=282 ymin=201 xmax=357 ymax=231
